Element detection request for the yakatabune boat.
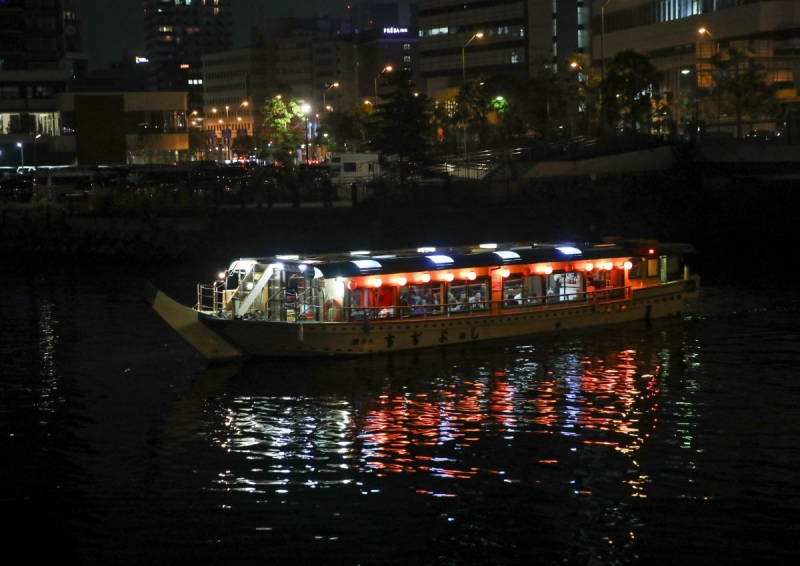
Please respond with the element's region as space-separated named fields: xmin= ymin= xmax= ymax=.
xmin=144 ymin=239 xmax=699 ymax=361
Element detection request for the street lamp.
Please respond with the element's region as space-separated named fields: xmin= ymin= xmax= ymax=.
xmin=601 ymin=1 xmax=612 ymax=83
xmin=34 ymin=133 xmax=42 ymax=168
xmin=17 ymin=142 xmax=24 ymax=168
xmin=698 ymin=27 xmax=720 ymax=130
xmin=301 ymin=103 xmax=311 ymax=164
xmin=601 ymin=0 xmax=612 ymax=132
xmin=324 ymin=82 xmax=339 ymax=113
xmin=462 ymin=32 xmax=484 ymax=84
xmin=374 ymin=66 xmax=392 ymax=106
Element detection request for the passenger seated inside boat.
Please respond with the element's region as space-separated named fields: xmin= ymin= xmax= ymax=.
xmin=451 ymin=294 xmax=469 ymax=311
xmin=348 ymin=293 xmax=367 ymax=320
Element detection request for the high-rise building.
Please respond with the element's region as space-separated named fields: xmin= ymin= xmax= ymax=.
xmin=593 ymin=0 xmax=800 ymax=134
xmin=419 ymin=0 xmax=588 ymax=99
xmin=0 ymin=0 xmax=86 ymax=137
xmin=143 ymin=0 xmax=233 ymax=112
xmin=0 ymin=0 xmax=89 ymax=165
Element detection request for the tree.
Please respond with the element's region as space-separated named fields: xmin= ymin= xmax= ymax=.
xmin=258 ymin=92 xmax=307 ymax=166
xmin=524 ymin=63 xmax=567 ymax=141
xmin=431 ymin=90 xmax=460 ymax=154
xmin=602 ymin=49 xmax=659 ymax=132
xmin=457 ymin=78 xmax=495 ymax=151
xmin=711 ymin=45 xmax=778 ymax=138
xmin=371 ymin=70 xmax=433 ymax=181
xmin=231 ymin=134 xmax=255 ymax=159
xmin=564 ymin=53 xmax=601 ymax=136
xmin=321 ymin=105 xmax=373 ymax=153
xmin=484 ymin=74 xmax=530 ymax=147
xmin=188 ymin=127 xmax=208 ymax=161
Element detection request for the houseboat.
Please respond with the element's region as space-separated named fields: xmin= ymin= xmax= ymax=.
xmin=144 ymin=239 xmax=700 ymax=361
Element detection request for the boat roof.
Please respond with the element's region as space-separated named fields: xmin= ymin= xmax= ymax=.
xmin=233 ymin=240 xmax=696 ymax=278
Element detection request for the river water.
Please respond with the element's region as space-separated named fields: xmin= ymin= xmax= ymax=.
xmin=2 ymin=255 xmax=799 ymax=565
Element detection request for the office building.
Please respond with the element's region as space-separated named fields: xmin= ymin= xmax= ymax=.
xmin=0 ymin=0 xmax=87 ymax=165
xmin=419 ymin=0 xmax=589 ymax=99
xmin=143 ymin=0 xmax=233 ymax=112
xmin=594 ymin=0 xmax=800 ymax=134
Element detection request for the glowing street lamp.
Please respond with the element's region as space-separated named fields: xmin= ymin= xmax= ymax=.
xmin=17 ymin=142 xmax=24 ymax=167
xmin=462 ymin=32 xmax=484 ymax=84
xmin=374 ymin=66 xmax=392 ymax=106
xmin=324 ymin=82 xmax=339 ymax=113
xmin=698 ymin=27 xmax=720 ymax=129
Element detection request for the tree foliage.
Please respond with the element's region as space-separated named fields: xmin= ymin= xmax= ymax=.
xmin=602 ymin=49 xmax=659 ymax=132
xmin=371 ymin=70 xmax=434 ymax=179
xmin=564 ymin=53 xmax=601 ymax=135
xmin=711 ymin=46 xmax=778 ymax=138
xmin=258 ymin=93 xmax=308 ymax=165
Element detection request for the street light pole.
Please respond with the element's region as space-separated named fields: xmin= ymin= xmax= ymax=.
xmin=323 ymin=82 xmax=339 ymax=113
xmin=34 ymin=133 xmax=41 ymax=169
xmin=374 ymin=66 xmax=392 ymax=106
xmin=462 ymin=32 xmax=484 ymax=159
xmin=225 ymin=106 xmax=231 ymax=160
xmin=698 ymin=27 xmax=720 ymax=131
xmin=462 ymin=32 xmax=484 ymax=84
xmin=17 ymin=142 xmax=24 ymax=168
xmin=301 ymin=103 xmax=311 ymax=165
xmin=600 ymin=0 xmax=612 ymax=132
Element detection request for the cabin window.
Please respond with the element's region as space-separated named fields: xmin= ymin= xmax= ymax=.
xmin=646 ymin=258 xmax=659 ymax=277
xmin=664 ymin=255 xmax=681 ymax=277
xmin=346 ymin=286 xmax=398 ymax=319
xmin=403 ymin=282 xmax=444 ymax=316
xmin=347 ymin=288 xmax=371 ymax=320
xmin=545 ymin=272 xmax=585 ymax=302
xmin=628 ymin=259 xmax=643 ymax=279
xmin=502 ymin=273 xmax=544 ymax=307
xmin=448 ymin=278 xmax=489 ymax=311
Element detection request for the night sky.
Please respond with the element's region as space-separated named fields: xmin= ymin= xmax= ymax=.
xmin=73 ymin=0 xmax=353 ymax=71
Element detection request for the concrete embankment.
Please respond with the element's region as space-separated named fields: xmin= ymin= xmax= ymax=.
xmin=1 ymin=169 xmax=797 ymax=285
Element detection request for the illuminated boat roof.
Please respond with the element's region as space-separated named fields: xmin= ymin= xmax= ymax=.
xmin=239 ymin=241 xmax=696 ymax=278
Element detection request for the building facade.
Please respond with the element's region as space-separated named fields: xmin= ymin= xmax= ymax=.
xmin=418 ymin=0 xmax=589 ymax=100
xmin=593 ymin=0 xmax=800 ymax=134
xmin=202 ymin=46 xmax=272 ymax=161
xmin=143 ymin=0 xmax=233 ymax=113
xmin=0 ymin=0 xmax=87 ymax=166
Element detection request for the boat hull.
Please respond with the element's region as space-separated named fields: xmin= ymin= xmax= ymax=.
xmin=143 ymin=282 xmax=244 ymax=361
xmin=193 ymin=279 xmax=698 ymax=358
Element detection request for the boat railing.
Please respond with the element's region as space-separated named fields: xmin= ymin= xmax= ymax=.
xmin=288 ymin=287 xmax=324 ymax=322
xmin=197 ymin=282 xmax=223 ymax=314
xmin=198 ymin=282 xmax=633 ymax=321
xmin=340 ymin=286 xmax=632 ymax=322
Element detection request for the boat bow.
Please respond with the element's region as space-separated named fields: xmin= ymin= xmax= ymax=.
xmin=143 ymin=281 xmax=243 ymax=362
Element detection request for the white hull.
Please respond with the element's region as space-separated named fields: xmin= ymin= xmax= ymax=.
xmin=148 ymin=279 xmax=699 ymax=360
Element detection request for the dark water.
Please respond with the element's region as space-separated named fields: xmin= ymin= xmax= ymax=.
xmin=2 ymin=258 xmax=799 ymax=565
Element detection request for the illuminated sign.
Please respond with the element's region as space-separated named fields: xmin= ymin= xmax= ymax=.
xmin=135 ymin=56 xmax=149 ymax=64
xmin=383 ymin=27 xmax=408 ymax=34
xmin=180 ymin=63 xmax=190 ymax=69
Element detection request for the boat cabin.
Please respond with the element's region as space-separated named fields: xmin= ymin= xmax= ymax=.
xmin=197 ymin=241 xmax=694 ymax=323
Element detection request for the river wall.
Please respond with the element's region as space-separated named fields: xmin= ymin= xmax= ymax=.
xmin=1 ymin=168 xmax=795 ymax=287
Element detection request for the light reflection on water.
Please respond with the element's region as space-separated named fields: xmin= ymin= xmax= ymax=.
xmin=4 ymin=266 xmax=800 ymax=565
xmin=187 ymin=325 xmax=704 ymax=564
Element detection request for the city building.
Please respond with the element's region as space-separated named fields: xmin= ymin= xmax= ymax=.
xmin=143 ymin=0 xmax=233 ymax=113
xmin=55 ymin=91 xmax=189 ymax=165
xmin=0 ymin=0 xmax=86 ymax=166
xmin=593 ymin=0 xmax=800 ymax=136
xmin=202 ymin=46 xmax=272 ymax=161
xmin=418 ymin=0 xmax=589 ymax=100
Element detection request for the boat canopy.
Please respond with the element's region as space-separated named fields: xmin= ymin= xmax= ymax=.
xmin=227 ymin=241 xmax=695 ymax=280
